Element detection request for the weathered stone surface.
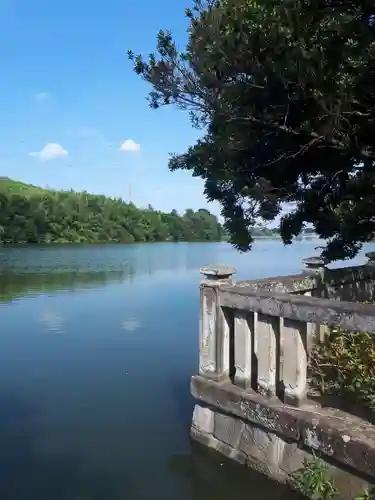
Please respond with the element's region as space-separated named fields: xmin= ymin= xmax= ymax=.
xmin=191 ymin=375 xmax=375 ymax=480
xmin=238 ymin=424 xmax=286 ymax=480
xmin=279 ymin=442 xmax=309 ymax=475
xmin=193 ymin=259 xmax=375 ymax=497
xmin=233 ymin=313 xmax=252 ymax=389
xmin=219 ymin=285 xmax=375 ymax=335
xmin=234 ymin=262 xmax=375 ymax=303
xmin=280 ymin=317 xmax=308 ymax=406
xmin=235 ymin=274 xmax=317 ymax=294
xmin=199 ymin=282 xmax=232 ymax=381
xmin=191 ymin=376 xmax=301 ymax=441
xmin=199 ymin=285 xmax=217 ymax=376
xmin=256 ymin=313 xmax=278 ymax=397
xmin=328 ymin=467 xmax=369 ymax=500
xmin=200 ymin=265 xmax=236 ymax=281
xmin=192 ymin=404 xmax=214 ymax=434
xmin=191 ymin=414 xmax=248 ymax=465
xmin=214 ymin=412 xmax=244 ymax=447
xmin=191 ymin=403 xmax=370 ymax=500
xmin=299 ymin=413 xmax=375 ymax=476
xmin=303 ymin=256 xmax=327 ymax=275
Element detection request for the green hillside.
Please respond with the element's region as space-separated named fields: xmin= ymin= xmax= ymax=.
xmin=0 ymin=178 xmax=222 ymax=245
xmin=0 ymin=177 xmax=51 ymax=197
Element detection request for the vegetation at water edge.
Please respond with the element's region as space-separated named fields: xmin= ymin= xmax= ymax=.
xmin=0 ymin=177 xmax=222 ymax=245
xmin=292 ymin=457 xmax=338 ymax=500
xmin=292 ymin=457 xmax=375 ymax=500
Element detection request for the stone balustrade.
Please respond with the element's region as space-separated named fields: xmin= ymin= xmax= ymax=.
xmin=192 ymin=257 xmax=375 ymax=496
xmin=199 ymin=256 xmax=375 ymax=407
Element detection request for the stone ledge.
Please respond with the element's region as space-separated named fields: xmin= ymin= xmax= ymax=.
xmin=235 ymin=265 xmax=375 ymax=290
xmin=235 ymin=275 xmax=316 ymax=294
xmin=191 ymin=407 xmax=370 ymax=500
xmin=219 ymin=286 xmax=375 ymax=334
xmin=323 ymin=265 xmax=375 ymax=287
xmin=191 ymin=375 xmax=375 ymax=480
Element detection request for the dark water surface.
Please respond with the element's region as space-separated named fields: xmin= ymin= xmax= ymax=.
xmin=0 ymin=241 xmax=372 ymax=500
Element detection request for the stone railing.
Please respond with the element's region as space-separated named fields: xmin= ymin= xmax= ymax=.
xmin=192 ymin=258 xmax=375 ymax=495
xmin=198 ymin=258 xmax=375 ymax=407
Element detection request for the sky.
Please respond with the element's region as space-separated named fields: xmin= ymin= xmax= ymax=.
xmin=0 ymin=0 xmax=220 ymax=215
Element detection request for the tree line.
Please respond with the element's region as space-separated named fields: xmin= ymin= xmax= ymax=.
xmin=0 ymin=180 xmax=222 ymax=244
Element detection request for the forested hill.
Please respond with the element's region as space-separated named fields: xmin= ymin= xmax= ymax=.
xmin=0 ymin=178 xmax=222 ymax=245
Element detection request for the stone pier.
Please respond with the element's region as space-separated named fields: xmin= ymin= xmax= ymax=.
xmin=190 ymin=256 xmax=375 ymax=498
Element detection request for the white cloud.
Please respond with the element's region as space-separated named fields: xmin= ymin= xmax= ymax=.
xmin=34 ymin=91 xmax=51 ymax=102
xmin=29 ymin=142 xmax=68 ymax=161
xmin=120 ymin=139 xmax=140 ymax=153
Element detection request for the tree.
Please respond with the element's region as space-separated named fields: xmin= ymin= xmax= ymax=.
xmin=128 ymin=0 xmax=375 ymax=262
xmin=0 ymin=178 xmax=222 ymax=245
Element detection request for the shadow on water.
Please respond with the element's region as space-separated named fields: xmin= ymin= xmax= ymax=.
xmin=0 ymin=389 xmax=300 ymax=500
xmin=166 ymin=376 xmax=301 ymax=500
xmin=169 ymin=374 xmax=196 ymax=431
xmin=168 ymin=441 xmax=300 ymax=500
xmin=0 ymin=391 xmax=132 ymax=500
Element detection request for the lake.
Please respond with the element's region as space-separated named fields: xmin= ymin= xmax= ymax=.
xmin=0 ymin=240 xmax=372 ymax=500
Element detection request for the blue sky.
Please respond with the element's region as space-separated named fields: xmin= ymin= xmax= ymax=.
xmin=0 ymin=0 xmax=220 ymax=215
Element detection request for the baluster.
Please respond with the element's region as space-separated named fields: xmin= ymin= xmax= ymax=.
xmin=233 ymin=312 xmax=253 ymax=389
xmin=254 ymin=313 xmax=279 ymax=397
xmin=302 ymin=257 xmax=329 ymax=346
xmin=280 ymin=318 xmax=307 ymax=406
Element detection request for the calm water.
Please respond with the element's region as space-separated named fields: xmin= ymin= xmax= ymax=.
xmin=0 ymin=241 xmax=372 ymax=500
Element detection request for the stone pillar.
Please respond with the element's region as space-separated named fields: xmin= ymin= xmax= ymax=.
xmin=302 ymin=256 xmax=327 ymax=276
xmin=365 ymin=252 xmax=375 ymax=266
xmin=191 ymin=404 xmax=215 ymax=439
xmin=199 ymin=265 xmax=236 ymax=381
xmin=255 ymin=313 xmax=278 ymax=397
xmin=302 ymin=256 xmax=328 ymax=344
xmin=281 ymin=318 xmax=308 ymax=406
xmin=233 ymin=312 xmax=253 ymax=389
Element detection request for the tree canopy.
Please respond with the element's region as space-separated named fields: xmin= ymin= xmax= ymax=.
xmin=0 ymin=178 xmax=222 ymax=245
xmin=129 ymin=0 xmax=375 ymax=262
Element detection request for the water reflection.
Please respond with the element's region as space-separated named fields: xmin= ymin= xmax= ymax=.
xmin=39 ymin=310 xmax=65 ymax=334
xmin=122 ymin=315 xmax=141 ymax=333
xmin=0 ymin=270 xmax=130 ymax=303
xmin=167 ymin=443 xmax=297 ymax=500
xmin=0 ymin=241 xmax=333 ymax=302
xmin=0 ymin=241 xmax=372 ymax=500
xmin=0 ymin=385 xmax=296 ymax=500
xmin=1 ymin=240 xmax=373 ymax=304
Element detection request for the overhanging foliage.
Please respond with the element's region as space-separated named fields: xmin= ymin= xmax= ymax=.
xmin=129 ymin=0 xmax=375 ymax=261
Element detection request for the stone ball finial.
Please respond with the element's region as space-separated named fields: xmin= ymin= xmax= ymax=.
xmin=365 ymin=251 xmax=375 ymax=266
xmin=200 ymin=265 xmax=236 ymax=281
xmin=302 ymin=256 xmax=327 ymax=274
